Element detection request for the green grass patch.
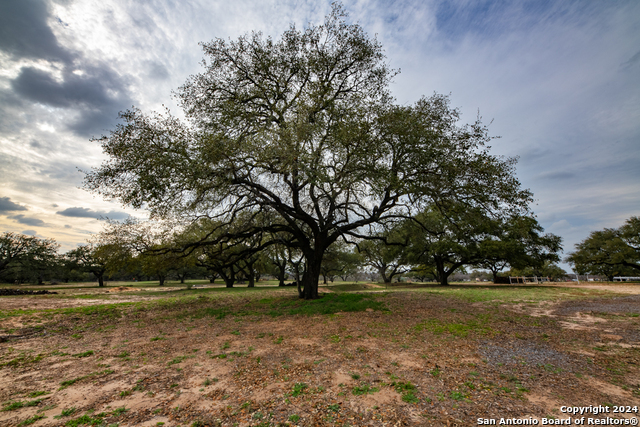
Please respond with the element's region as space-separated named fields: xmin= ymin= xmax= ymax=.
xmin=18 ymin=413 xmax=46 ymax=426
xmin=2 ymin=399 xmax=43 ymax=411
xmin=450 ymin=391 xmax=467 ymax=401
xmin=352 ymin=384 xmax=379 ymax=396
xmin=27 ymin=391 xmax=48 ymax=398
xmin=391 ymin=381 xmax=419 ymax=403
xmin=64 ymin=413 xmax=106 ymax=426
xmin=72 ymin=351 xmax=94 ymax=358
xmin=414 ymin=285 xmax=620 ymax=304
xmin=289 ymin=383 xmax=308 ymax=397
xmin=261 ymin=293 xmax=387 ymax=316
xmin=0 ymin=352 xmax=46 ymax=367
xmin=414 ymin=317 xmax=491 ymax=338
xmin=168 ymin=355 xmax=194 ymax=366
xmin=54 ymin=407 xmax=76 ymax=419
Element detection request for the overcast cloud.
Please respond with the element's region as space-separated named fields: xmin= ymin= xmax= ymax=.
xmin=0 ymin=0 xmax=638 ymax=267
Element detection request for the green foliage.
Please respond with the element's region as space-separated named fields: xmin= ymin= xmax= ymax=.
xmin=168 ymin=354 xmax=196 ymax=366
xmin=567 ymin=217 xmax=640 ymax=280
xmin=182 ymin=307 xmax=228 ymax=320
xmin=18 ymin=413 xmax=46 ymax=426
xmin=72 ymin=351 xmax=94 ymax=358
xmin=475 ymin=215 xmax=562 ymax=280
xmin=289 ymin=383 xmax=308 ymax=397
xmin=27 ymin=391 xmax=48 ymax=398
xmin=54 ymin=407 xmax=76 ymax=418
xmin=2 ymin=399 xmax=42 ymax=411
xmin=264 ymin=293 xmax=386 ymax=316
xmin=351 ymin=384 xmax=379 ymax=396
xmin=450 ymin=391 xmax=467 ymax=401
xmin=0 ymin=232 xmax=59 ymax=284
xmin=64 ymin=413 xmax=106 ymax=426
xmin=402 ymin=392 xmax=420 ymax=404
xmin=84 ymin=4 xmax=531 ymax=300
xmin=359 ymin=228 xmax=408 ymax=283
xmin=0 ymin=352 xmax=45 ymax=367
xmin=391 ymin=381 xmax=419 ymax=403
xmin=112 ymin=407 xmax=128 ymax=416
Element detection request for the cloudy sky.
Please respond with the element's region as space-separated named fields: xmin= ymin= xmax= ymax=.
xmin=1 ymin=0 xmax=639 ymax=269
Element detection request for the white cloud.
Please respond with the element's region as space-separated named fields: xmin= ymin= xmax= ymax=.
xmin=0 ymin=0 xmax=638 ymax=257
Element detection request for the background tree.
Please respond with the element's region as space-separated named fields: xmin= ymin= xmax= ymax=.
xmin=358 ymin=228 xmax=408 ymax=283
xmin=403 ymin=205 xmax=494 ymax=286
xmin=0 ymin=232 xmax=59 ymax=284
xmin=181 ymin=218 xmax=262 ymax=288
xmin=475 ymin=215 xmax=562 ymax=282
xmin=506 ymin=261 xmax=567 ymax=281
xmin=264 ymin=243 xmax=289 ymax=287
xmin=85 ymin=5 xmax=532 ymax=299
xmin=566 ymin=217 xmax=640 ymax=280
xmin=617 ymin=216 xmax=640 ymax=271
xmin=66 ymin=244 xmax=109 ymax=287
xmin=320 ymin=242 xmax=362 ymax=283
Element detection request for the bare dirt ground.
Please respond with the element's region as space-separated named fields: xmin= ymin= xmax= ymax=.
xmin=0 ymin=283 xmax=639 ymax=426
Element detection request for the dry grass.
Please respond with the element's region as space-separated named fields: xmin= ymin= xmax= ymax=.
xmin=0 ymin=282 xmax=639 ymax=426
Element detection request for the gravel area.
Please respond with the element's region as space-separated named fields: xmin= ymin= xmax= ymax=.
xmin=478 ymin=340 xmax=582 ymax=372
xmin=552 ymin=294 xmax=640 ymax=315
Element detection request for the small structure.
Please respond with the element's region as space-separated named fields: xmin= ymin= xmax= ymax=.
xmin=508 ymin=276 xmax=551 ymax=284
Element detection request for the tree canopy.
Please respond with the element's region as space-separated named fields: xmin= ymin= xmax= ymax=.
xmin=0 ymin=232 xmax=59 ymax=284
xmin=85 ymin=5 xmax=532 ymax=298
xmin=566 ymin=216 xmax=640 ymax=280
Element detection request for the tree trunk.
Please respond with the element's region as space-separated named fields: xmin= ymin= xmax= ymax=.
xmin=435 ymin=258 xmax=449 ymax=286
xmin=158 ymin=275 xmax=166 ymax=286
xmin=247 ymin=271 xmax=255 ymax=288
xmin=297 ymin=278 xmax=303 ymax=298
xmin=302 ymin=255 xmax=321 ymax=300
xmin=378 ymin=267 xmax=390 ymax=283
xmin=491 ymin=270 xmax=498 ymax=283
xmin=277 ymin=267 xmax=286 ymax=286
xmin=219 ymin=270 xmax=235 ymax=288
xmin=439 ymin=270 xmax=450 ymax=286
xmin=274 ymin=259 xmax=287 ymax=286
xmin=98 ymin=274 xmax=104 ymax=287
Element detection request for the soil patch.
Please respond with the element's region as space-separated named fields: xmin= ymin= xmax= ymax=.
xmin=1 ymin=285 xmax=639 ymax=426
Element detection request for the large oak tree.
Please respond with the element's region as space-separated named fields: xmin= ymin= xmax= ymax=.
xmin=85 ymin=5 xmax=531 ymax=299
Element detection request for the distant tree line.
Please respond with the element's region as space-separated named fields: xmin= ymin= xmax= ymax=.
xmin=2 ymin=206 xmax=565 ymax=288
xmin=4 ymin=216 xmax=637 ymax=286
